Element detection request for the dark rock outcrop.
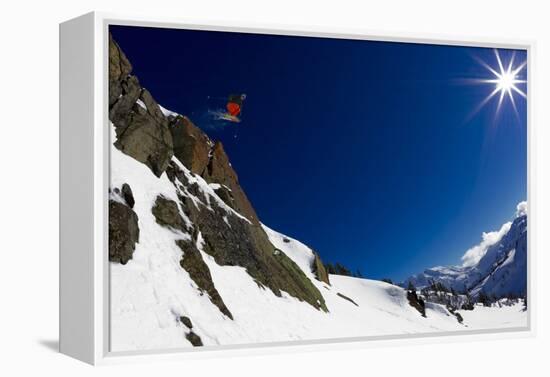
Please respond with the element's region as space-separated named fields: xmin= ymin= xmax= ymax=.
xmin=311 ymin=252 xmax=330 ymax=285
xmin=185 ymin=331 xmax=203 ymax=347
xmin=407 ymin=290 xmax=426 ymax=317
xmin=151 ymin=196 xmax=188 ymax=233
xmin=166 ymin=119 xmax=259 ymax=223
xmin=109 ymin=200 xmax=139 ymax=264
xmin=211 ymin=185 xmax=234 ymax=209
xmin=202 ymin=142 xmax=259 ymax=224
xmin=169 ymin=116 xmax=211 ymax=175
xmin=179 ymin=316 xmax=193 ymax=329
xmin=109 ymin=34 xmax=173 ymax=177
xmin=151 ymin=194 xmax=232 ymax=319
xmin=454 ymin=312 xmax=464 ymax=324
xmin=121 ymin=183 xmax=135 ymax=208
xmin=109 ymin=33 xmax=132 ymax=107
xmin=176 ymin=239 xmax=233 ymax=319
xmin=446 ymin=305 xmax=464 ymax=324
xmin=336 ymin=292 xmax=359 ymax=306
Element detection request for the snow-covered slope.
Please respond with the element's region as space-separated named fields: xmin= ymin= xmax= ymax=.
xmin=403 ymin=205 xmax=527 ymax=299
xmin=109 ymin=134 xmax=526 ymax=350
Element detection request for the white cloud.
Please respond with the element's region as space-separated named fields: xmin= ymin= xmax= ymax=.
xmin=460 ymin=200 xmax=527 ymax=268
xmin=461 ymin=221 xmax=512 ymax=268
xmin=516 ymin=201 xmax=528 ymax=218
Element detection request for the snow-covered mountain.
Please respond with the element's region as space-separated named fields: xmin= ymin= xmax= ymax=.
xmin=108 ymin=34 xmax=527 ymax=351
xmin=403 ymin=204 xmax=527 ymax=299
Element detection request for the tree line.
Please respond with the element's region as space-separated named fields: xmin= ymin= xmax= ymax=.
xmin=324 ymin=262 xmax=364 ymax=278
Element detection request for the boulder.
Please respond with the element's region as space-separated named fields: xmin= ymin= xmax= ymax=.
xmin=109 ymin=200 xmax=139 ymax=264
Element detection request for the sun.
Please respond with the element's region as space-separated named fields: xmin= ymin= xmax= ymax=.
xmin=473 ymin=49 xmax=527 ymax=117
xmin=496 ymin=70 xmax=516 ymax=91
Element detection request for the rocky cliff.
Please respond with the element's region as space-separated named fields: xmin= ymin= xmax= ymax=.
xmin=108 ymin=34 xmax=329 ymax=324
xmin=109 ymin=34 xmax=174 ymax=177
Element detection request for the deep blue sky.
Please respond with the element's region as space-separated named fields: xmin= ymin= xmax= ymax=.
xmin=110 ymin=25 xmax=527 ymax=281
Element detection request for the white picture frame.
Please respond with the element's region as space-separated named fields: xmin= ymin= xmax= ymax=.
xmin=59 ymin=11 xmax=535 ymax=365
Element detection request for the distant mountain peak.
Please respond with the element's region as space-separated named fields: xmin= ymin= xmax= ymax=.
xmin=403 ymin=203 xmax=527 ymax=299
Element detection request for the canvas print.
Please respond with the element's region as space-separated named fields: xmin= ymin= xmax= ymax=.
xmin=108 ymin=25 xmax=528 ymax=352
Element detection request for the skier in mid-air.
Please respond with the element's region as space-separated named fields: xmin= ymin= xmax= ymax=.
xmin=208 ymin=93 xmax=246 ymax=123
xmin=215 ymin=93 xmax=246 ymax=122
xmin=226 ymin=93 xmax=246 ymax=118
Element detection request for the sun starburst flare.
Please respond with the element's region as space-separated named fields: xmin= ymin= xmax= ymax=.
xmin=469 ymin=49 xmax=527 ymax=120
